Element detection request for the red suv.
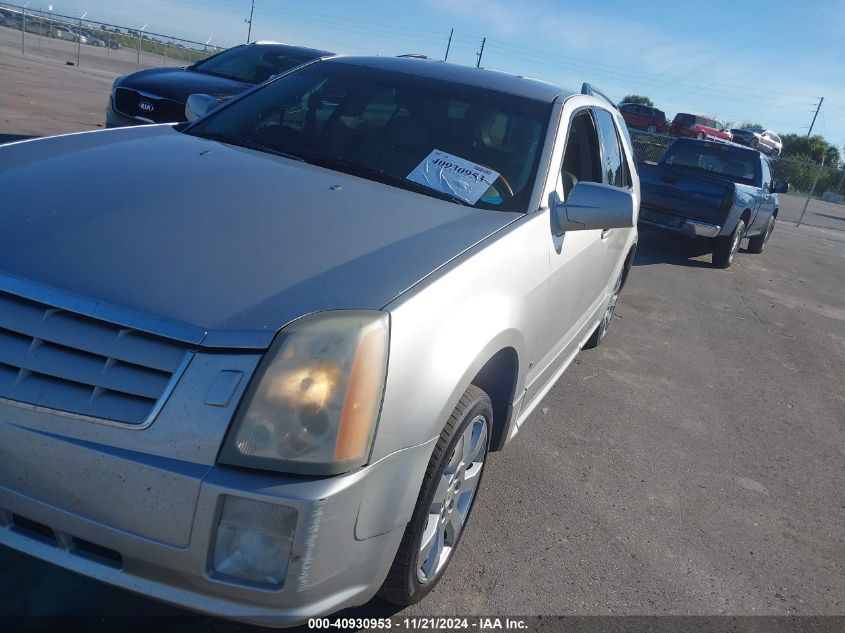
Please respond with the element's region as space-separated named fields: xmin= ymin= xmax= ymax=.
xmin=619 ymin=103 xmax=667 ymax=133
xmin=670 ymin=113 xmax=732 ymax=142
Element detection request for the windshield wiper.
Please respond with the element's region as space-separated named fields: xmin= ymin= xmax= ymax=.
xmin=277 ymin=150 xmax=472 ymax=207
xmin=189 ymin=131 xmax=304 ymax=162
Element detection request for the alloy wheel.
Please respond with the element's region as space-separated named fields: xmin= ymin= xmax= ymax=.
xmin=417 ymin=415 xmax=488 ymax=583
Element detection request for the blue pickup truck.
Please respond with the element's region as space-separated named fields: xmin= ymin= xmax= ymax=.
xmin=638 ymin=138 xmax=788 ymax=268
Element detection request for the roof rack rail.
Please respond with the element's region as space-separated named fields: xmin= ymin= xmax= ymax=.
xmin=581 ymin=83 xmax=617 ymax=110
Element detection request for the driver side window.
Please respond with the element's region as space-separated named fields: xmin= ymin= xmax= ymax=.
xmin=560 ymin=110 xmax=602 ymax=199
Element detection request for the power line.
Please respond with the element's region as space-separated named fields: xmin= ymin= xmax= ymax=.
xmin=631 ymin=5 xmax=766 ymax=93
xmin=670 ymin=5 xmax=824 ymax=83
xmin=484 ymin=38 xmax=813 ymax=106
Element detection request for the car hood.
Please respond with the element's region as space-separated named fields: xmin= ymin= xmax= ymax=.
xmin=0 ymin=126 xmax=521 ymax=348
xmin=119 ymin=67 xmax=252 ymax=102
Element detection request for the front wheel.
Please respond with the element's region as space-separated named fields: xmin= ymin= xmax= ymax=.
xmin=380 ymin=386 xmax=492 ymax=606
xmin=646 ymin=124 xmax=657 ymax=133
xmin=713 ymin=219 xmax=745 ymax=268
xmin=747 ymin=215 xmax=775 ymax=253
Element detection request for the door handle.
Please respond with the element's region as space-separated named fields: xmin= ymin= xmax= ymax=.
xmin=601 ymin=229 xmax=612 ymax=240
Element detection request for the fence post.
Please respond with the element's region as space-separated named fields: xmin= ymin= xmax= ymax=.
xmin=21 ymin=6 xmax=25 ymax=55
xmin=797 ymin=155 xmax=826 ymax=227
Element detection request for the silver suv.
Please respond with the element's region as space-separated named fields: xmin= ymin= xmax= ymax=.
xmin=0 ymin=57 xmax=638 ymax=625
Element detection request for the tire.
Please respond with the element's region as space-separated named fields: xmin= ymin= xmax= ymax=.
xmin=712 ymin=219 xmax=745 ymax=268
xmin=771 ymin=149 xmax=780 ymax=158
xmin=747 ymin=215 xmax=775 ymax=254
xmin=750 ymin=138 xmax=759 ymax=149
xmin=646 ymin=125 xmax=657 ymax=134
xmin=696 ymin=132 xmax=705 ymax=140
xmin=379 ymin=386 xmax=493 ymax=606
xmin=583 ymin=267 xmax=624 ymax=349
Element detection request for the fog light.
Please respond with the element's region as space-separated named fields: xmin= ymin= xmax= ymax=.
xmin=212 ymin=496 xmax=297 ymax=586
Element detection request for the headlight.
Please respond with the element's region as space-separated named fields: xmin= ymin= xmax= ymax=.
xmin=112 ymin=75 xmax=126 ymax=90
xmin=219 ymin=311 xmax=389 ymax=476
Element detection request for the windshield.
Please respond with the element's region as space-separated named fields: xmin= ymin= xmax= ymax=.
xmin=663 ymin=141 xmax=760 ymax=186
xmin=192 ymin=45 xmax=322 ymax=84
xmin=186 ymin=62 xmax=551 ymax=212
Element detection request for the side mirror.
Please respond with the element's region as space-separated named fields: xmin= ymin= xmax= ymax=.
xmin=185 ymin=93 xmax=222 ymax=122
xmin=772 ymin=180 xmax=789 ymax=194
xmin=552 ymin=182 xmax=636 ymax=235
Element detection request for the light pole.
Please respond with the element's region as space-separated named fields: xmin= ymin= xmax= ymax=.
xmin=202 ymin=35 xmax=213 ymax=62
xmin=21 ymin=1 xmax=30 ymax=56
xmin=48 ymin=4 xmax=53 ymax=39
xmin=245 ymin=0 xmax=255 ymax=44
xmin=136 ymin=23 xmax=147 ymax=71
xmin=76 ymin=11 xmax=87 ymax=67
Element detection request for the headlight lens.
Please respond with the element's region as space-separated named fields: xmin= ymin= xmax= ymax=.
xmin=219 ymin=311 xmax=389 ymax=475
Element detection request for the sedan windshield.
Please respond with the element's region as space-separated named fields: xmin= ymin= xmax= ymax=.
xmin=664 ymin=142 xmax=760 ymax=186
xmin=192 ymin=45 xmax=321 ymax=84
xmin=186 ymin=61 xmax=551 ymax=212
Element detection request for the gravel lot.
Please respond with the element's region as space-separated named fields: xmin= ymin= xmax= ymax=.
xmin=1 ymin=29 xmax=844 ymax=628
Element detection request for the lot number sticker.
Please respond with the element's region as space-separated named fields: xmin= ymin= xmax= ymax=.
xmin=407 ymin=149 xmax=499 ymax=204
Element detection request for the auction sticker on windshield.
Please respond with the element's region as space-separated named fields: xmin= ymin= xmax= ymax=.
xmin=407 ymin=149 xmax=500 ymax=204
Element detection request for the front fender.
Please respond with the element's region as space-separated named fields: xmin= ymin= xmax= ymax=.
xmin=370 ymin=213 xmax=550 ymax=462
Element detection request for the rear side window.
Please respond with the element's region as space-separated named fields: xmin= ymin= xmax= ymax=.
xmin=674 ymin=113 xmax=695 ymax=125
xmin=594 ymin=108 xmax=625 ymax=188
xmin=560 ymin=110 xmax=602 ymax=198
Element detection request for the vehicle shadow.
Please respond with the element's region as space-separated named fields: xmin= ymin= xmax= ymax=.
xmin=633 ymin=226 xmax=716 ymax=268
xmin=0 ymin=134 xmax=35 ymax=145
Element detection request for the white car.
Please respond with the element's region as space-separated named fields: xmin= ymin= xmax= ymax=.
xmin=731 ymin=128 xmax=782 ymax=157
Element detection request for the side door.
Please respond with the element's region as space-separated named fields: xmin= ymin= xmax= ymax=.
xmin=752 ymin=158 xmax=776 ymax=232
xmin=521 ymin=105 xmax=609 ymax=410
xmin=593 ymin=107 xmax=635 ymax=294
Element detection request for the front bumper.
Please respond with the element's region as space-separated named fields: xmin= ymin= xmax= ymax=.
xmin=0 ymin=434 xmax=436 ymax=626
xmin=639 ymin=206 xmax=721 ymax=238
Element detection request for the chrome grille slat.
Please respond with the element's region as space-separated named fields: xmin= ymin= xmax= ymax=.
xmin=0 ymin=290 xmax=191 ymax=425
xmin=0 ymin=343 xmax=170 ymax=401
xmin=0 ymin=293 xmax=185 ymax=373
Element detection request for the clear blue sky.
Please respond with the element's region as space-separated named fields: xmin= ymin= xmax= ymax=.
xmin=44 ymin=0 xmax=845 ymax=143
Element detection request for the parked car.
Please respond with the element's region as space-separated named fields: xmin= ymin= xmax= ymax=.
xmin=618 ymin=102 xmax=667 ymax=133
xmin=0 ymin=56 xmax=638 ymax=625
xmin=669 ymin=113 xmax=733 ymax=142
xmin=730 ymin=127 xmax=782 ymax=157
xmin=86 ymin=35 xmax=107 ymax=47
xmin=106 ymin=41 xmax=334 ymax=127
xmin=56 ymin=27 xmax=87 ymax=44
xmin=639 ymin=137 xmax=787 ymax=267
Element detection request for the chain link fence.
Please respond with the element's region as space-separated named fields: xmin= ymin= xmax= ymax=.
xmin=0 ymin=2 xmax=223 ymax=71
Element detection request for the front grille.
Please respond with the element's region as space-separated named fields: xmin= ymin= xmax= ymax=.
xmin=113 ymin=87 xmax=187 ymax=123
xmin=0 ymin=290 xmax=191 ymax=425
